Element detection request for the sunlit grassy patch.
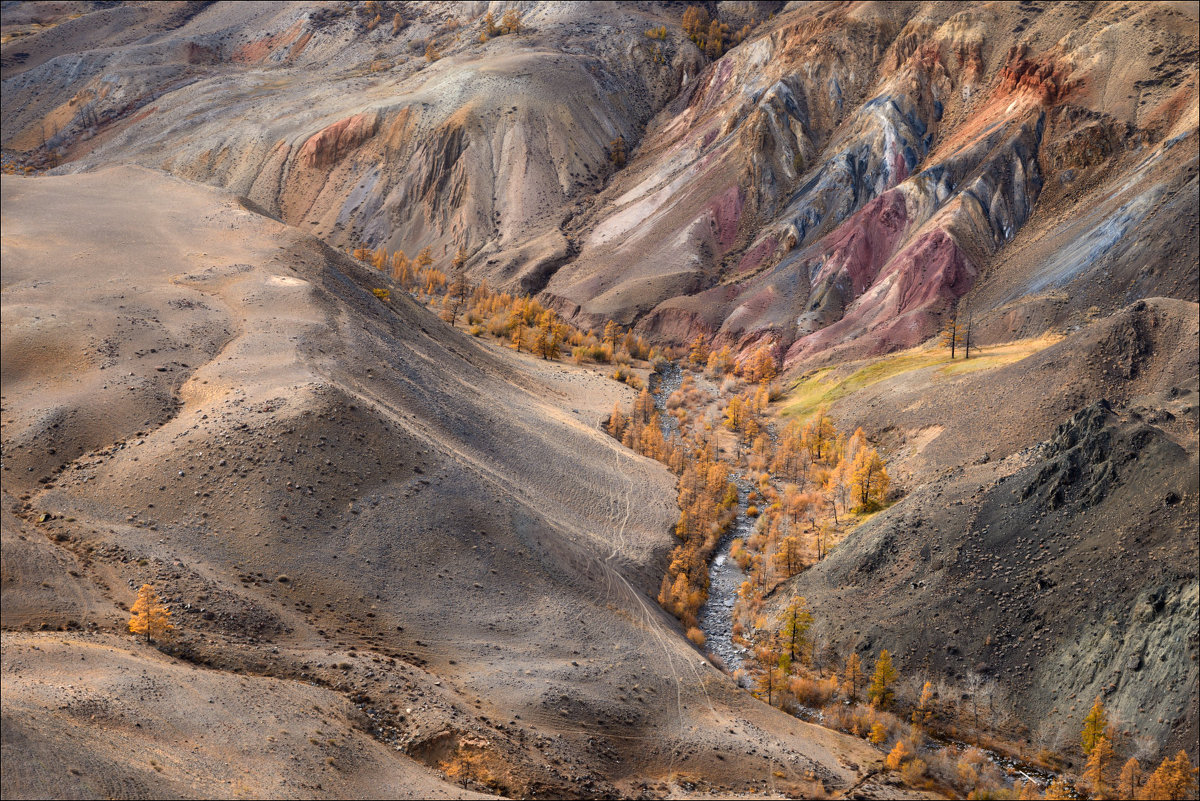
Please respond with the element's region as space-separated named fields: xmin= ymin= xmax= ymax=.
xmin=782 ymin=334 xmax=1062 ymax=419
xmin=936 ymin=333 xmax=1062 ymax=377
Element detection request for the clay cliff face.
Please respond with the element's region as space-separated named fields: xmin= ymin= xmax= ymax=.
xmin=4 ymin=2 xmax=1194 ymax=366
xmin=545 ymin=1 xmax=1197 ymax=367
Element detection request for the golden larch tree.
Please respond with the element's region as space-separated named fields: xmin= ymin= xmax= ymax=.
xmin=842 ymin=652 xmax=866 ymax=702
xmin=499 ymin=8 xmax=521 ymax=34
xmin=1016 ymin=779 xmax=1041 ymax=800
xmin=1140 ymin=751 xmax=1199 ymax=801
xmin=704 ymin=19 xmax=727 ymax=58
xmin=885 ymin=739 xmax=912 ymax=770
xmin=681 ymin=5 xmax=709 ymax=41
xmin=1042 ymin=778 xmax=1072 ymax=800
xmin=912 ymin=681 xmax=935 ymax=726
xmin=1081 ymin=697 xmax=1108 ymax=755
xmin=867 ymin=649 xmax=897 ymax=709
xmin=753 ymin=639 xmax=784 ymax=706
xmin=1082 ymin=735 xmax=1116 ymax=798
xmin=851 ymin=446 xmax=888 ymax=512
xmin=415 ymin=246 xmax=434 ymax=271
xmin=941 ymin=307 xmax=963 ymax=358
xmin=1117 ymin=757 xmax=1142 ymax=799
xmin=128 ymin=583 xmax=173 ymax=643
xmin=608 ymin=402 xmax=627 ymax=440
xmin=779 ymin=596 xmax=812 ymax=668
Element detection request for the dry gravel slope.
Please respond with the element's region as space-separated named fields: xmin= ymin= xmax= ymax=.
xmin=1 ymin=167 xmax=892 ymax=798
xmin=781 ymin=298 xmax=1200 ymax=757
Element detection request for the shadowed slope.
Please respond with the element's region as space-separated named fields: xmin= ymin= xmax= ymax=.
xmin=1 ymin=167 xmax=891 ymax=798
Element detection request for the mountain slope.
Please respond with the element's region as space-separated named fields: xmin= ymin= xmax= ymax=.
xmin=5 ymin=2 xmax=1194 ymax=366
xmin=543 ymin=1 xmax=1198 ymax=363
xmin=1 ymin=166 xmax=890 ymax=798
xmin=779 ymin=298 xmax=1200 ymax=755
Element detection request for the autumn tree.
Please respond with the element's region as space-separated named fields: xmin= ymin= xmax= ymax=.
xmin=390 ymin=250 xmax=411 ymax=284
xmin=803 ymin=411 xmax=835 ymax=462
xmin=886 ymin=739 xmax=912 ymax=770
xmin=724 ymin=394 xmax=744 ymax=431
xmin=500 ymin=8 xmax=522 ymax=34
xmin=867 ymin=649 xmax=897 ymax=709
xmin=754 ymin=639 xmax=784 ymax=705
xmin=1016 ymin=780 xmax=1042 ymax=800
xmin=1042 ymin=777 xmax=1073 ymax=800
xmin=842 ymin=652 xmax=866 ymax=702
xmin=416 ymin=246 xmax=434 ymax=271
xmin=481 ymin=10 xmax=499 ymax=38
xmin=686 ymin=333 xmax=708 ymax=369
xmin=609 ymin=136 xmax=627 ymax=169
xmin=825 ymin=458 xmax=852 ymax=523
xmin=1117 ymin=758 xmax=1142 ymax=800
xmin=850 ymin=447 xmax=888 ymax=512
xmin=773 ymin=534 xmax=804 ymax=578
xmin=681 ymin=5 xmax=710 ymax=43
xmin=608 ymin=402 xmax=627 ymax=440
xmin=779 ymin=596 xmax=813 ymax=668
xmin=634 ymin=387 xmax=655 ymax=424
xmin=446 ymin=246 xmax=471 ymax=325
xmin=534 ymin=322 xmax=559 ymax=360
xmin=941 ymin=306 xmax=963 ymax=358
xmin=602 ymin=319 xmax=620 ymax=346
xmin=128 ymin=584 xmax=173 ymax=643
xmin=1140 ymin=751 xmax=1199 ymax=801
xmin=704 ymin=19 xmax=728 ymax=58
xmin=742 ymin=345 xmax=777 ymax=383
xmin=912 ymin=681 xmax=935 ymax=726
xmin=1083 ymin=735 xmax=1116 ymax=799
xmin=706 ymin=345 xmax=734 ymax=376
xmin=1082 ymin=697 xmax=1108 ymax=755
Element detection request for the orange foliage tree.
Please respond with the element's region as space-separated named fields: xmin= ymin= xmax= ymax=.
xmin=128 ymin=584 xmax=173 ymax=643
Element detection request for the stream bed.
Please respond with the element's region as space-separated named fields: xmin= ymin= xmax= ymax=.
xmin=651 ymin=363 xmax=754 ymax=672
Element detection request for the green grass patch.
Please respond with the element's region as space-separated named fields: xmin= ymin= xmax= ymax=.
xmin=782 ymin=335 xmax=1061 ymax=419
xmin=782 ymin=347 xmax=948 ymax=419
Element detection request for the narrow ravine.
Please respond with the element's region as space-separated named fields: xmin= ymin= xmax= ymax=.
xmin=695 ymin=477 xmax=753 ymax=671
xmin=651 ymin=363 xmax=753 ymax=672
xmin=647 ymin=363 xmax=1064 ymax=793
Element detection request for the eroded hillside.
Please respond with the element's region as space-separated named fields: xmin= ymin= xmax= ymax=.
xmin=1 ymin=167 xmax=899 ymax=799
xmin=5 ymin=1 xmax=1195 ymax=364
xmin=2 ymin=1 xmax=1198 ymax=797
xmin=779 ymin=299 xmax=1200 ymax=755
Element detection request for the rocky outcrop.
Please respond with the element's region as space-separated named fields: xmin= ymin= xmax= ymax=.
xmin=297 ymin=111 xmax=378 ymax=170
xmin=787 ymin=396 xmax=1199 ymax=754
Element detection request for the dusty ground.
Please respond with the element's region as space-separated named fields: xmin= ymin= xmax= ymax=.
xmin=1 ymin=167 xmax=908 ymax=799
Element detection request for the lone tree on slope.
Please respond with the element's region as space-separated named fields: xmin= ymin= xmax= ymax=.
xmin=128 ymin=583 xmax=174 ymax=643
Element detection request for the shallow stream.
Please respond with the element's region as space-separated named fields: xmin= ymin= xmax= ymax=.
xmin=651 ymin=363 xmax=754 ymax=671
